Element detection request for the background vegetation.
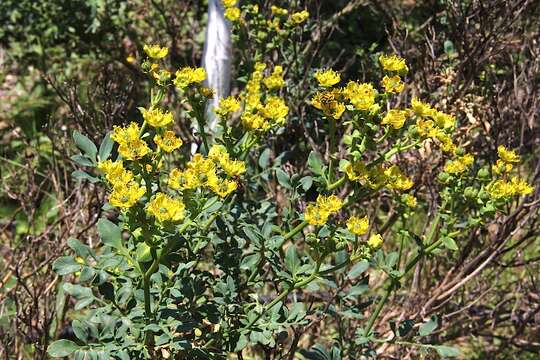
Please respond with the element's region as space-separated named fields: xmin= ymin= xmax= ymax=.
xmin=1 ymin=0 xmax=539 ymax=358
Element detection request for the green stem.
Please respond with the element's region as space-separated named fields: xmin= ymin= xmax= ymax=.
xmin=365 ymin=281 xmax=395 ymax=335
xmin=327 ymin=119 xmax=337 ymax=184
xmin=327 ymin=176 xmax=346 ymax=191
xmin=283 ymin=220 xmax=308 ymax=241
xmin=197 ymin=118 xmax=209 ymax=154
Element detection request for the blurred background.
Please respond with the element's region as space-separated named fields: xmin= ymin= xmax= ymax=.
xmin=1 ymin=0 xmax=539 ymax=358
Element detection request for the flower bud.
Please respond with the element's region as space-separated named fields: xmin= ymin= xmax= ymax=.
xmin=477 ymin=167 xmax=490 ymax=180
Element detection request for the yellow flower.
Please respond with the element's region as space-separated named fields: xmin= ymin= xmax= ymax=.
xmin=345 ymin=162 xmax=387 ymax=189
xmin=222 ymin=0 xmax=236 ymax=7
xmin=381 ymin=75 xmax=404 ymax=93
xmin=209 ymin=178 xmax=238 ymax=197
xmin=271 ymin=6 xmax=288 ymax=16
xmin=173 ymin=67 xmax=207 ymax=89
xmin=220 ymin=158 xmax=246 ymax=177
xmin=304 ymin=204 xmax=329 ymax=225
xmin=154 ymin=131 xmax=183 ymax=153
xmin=97 ymin=160 xmax=134 ymax=186
xmin=208 ymin=144 xmax=228 ymax=161
xmin=311 ymin=89 xmax=346 ymax=119
xmin=215 ymin=96 xmax=241 ymax=117
xmin=314 ymin=69 xmax=341 ymax=87
xmin=492 ymin=159 xmax=512 ymax=174
xmin=290 ymin=10 xmax=309 ymax=25
xmin=433 ymin=111 xmax=455 ymax=129
xmin=379 ymin=54 xmax=408 ymax=73
xmin=410 ymin=97 xmax=433 ymax=117
xmin=140 ymin=107 xmax=174 ymax=128
xmin=126 ymin=55 xmax=136 ymax=64
xmin=168 ymin=168 xmax=199 ymax=190
xmin=242 ymin=112 xmax=270 ymax=131
xmin=444 ymin=154 xmax=474 ymax=174
xmin=263 ymin=65 xmax=285 ymax=89
xmin=225 ymin=7 xmax=241 ymax=21
xmin=368 ymin=233 xmax=383 ymax=249
xmin=146 ymin=193 xmax=185 ymax=223
xmin=260 ymin=96 xmax=288 ymax=124
xmin=316 ymin=194 xmax=343 ymax=213
xmin=143 ymin=44 xmax=168 ymax=59
xmin=381 ymin=109 xmax=408 ymax=129
xmin=497 ymin=145 xmax=520 ymax=164
xmin=343 ymin=81 xmax=377 ymax=111
xmin=384 ymin=165 xmax=413 ymax=191
xmin=111 ymin=122 xmax=151 ymax=160
xmin=346 ymin=216 xmax=369 ymax=235
xmin=402 ymin=194 xmax=417 ymax=208
xmin=510 ymin=177 xmax=534 ymax=196
xmin=109 ymin=182 xmax=145 ymax=208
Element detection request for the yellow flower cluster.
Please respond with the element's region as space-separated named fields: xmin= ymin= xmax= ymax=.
xmin=344 ymin=162 xmax=413 ymax=191
xmin=173 ymin=67 xmax=206 ymax=89
xmin=379 ymin=54 xmax=408 ymax=73
xmin=263 ymin=65 xmax=285 ymax=89
xmin=315 ymin=69 xmax=341 ymax=87
xmin=368 ymin=233 xmax=384 ymax=249
xmin=402 ymin=194 xmax=417 ymax=208
xmin=168 ymin=145 xmax=244 ymax=198
xmin=98 ymin=160 xmax=145 ymax=209
xmin=140 ymin=107 xmax=174 ymax=128
xmin=413 ymin=99 xmax=457 ymax=153
xmin=381 ymin=75 xmax=404 ymax=94
xmin=215 ymin=96 xmax=241 ymax=117
xmin=143 ymin=44 xmax=168 ymax=59
xmin=290 ymin=10 xmax=309 ymax=25
xmin=271 ymin=5 xmax=287 ymax=16
xmin=304 ymin=195 xmax=343 ymax=225
xmin=223 ymin=0 xmax=241 ymax=21
xmin=146 ymin=192 xmax=185 ymax=223
xmin=154 ymin=131 xmax=183 ymax=153
xmin=487 ymin=177 xmax=533 ymax=199
xmin=343 ymin=81 xmax=378 ymax=111
xmin=311 ymin=89 xmax=346 ymax=120
xmin=111 ymin=122 xmax=151 ymax=160
xmin=492 ymin=145 xmax=520 ymax=174
xmin=384 ymin=165 xmax=414 ymax=191
xmin=381 ymin=109 xmax=408 ymax=129
xmin=444 ymin=153 xmax=474 ymax=174
xmin=346 ymin=215 xmax=369 ymax=235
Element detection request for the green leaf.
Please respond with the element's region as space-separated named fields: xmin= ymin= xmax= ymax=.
xmin=258 ymin=148 xmax=271 ymax=169
xmin=442 ymin=237 xmax=458 ymax=251
xmin=72 ymin=170 xmax=100 ymax=183
xmin=73 ymin=130 xmax=97 ymax=159
xmin=67 ymin=238 xmax=93 ymax=258
xmin=434 ymin=345 xmax=461 ymax=357
xmin=97 ymin=218 xmax=123 ymax=249
xmin=234 ymin=334 xmax=249 ymax=352
xmin=299 ymin=176 xmax=313 ymax=191
xmin=308 ymin=151 xmax=324 ymax=176
xmin=71 ymin=155 xmax=95 ymax=167
xmin=285 ymin=245 xmax=300 ymax=277
xmin=276 ymin=168 xmax=292 ymax=190
xmin=47 ymin=339 xmax=79 ymax=357
xmin=347 ymin=261 xmax=369 ymax=279
xmin=52 ymin=256 xmax=81 ymax=276
xmin=98 ymin=132 xmax=114 ymax=161
xmin=136 ymin=242 xmax=152 ymax=262
xmin=419 ymin=316 xmax=438 ymax=336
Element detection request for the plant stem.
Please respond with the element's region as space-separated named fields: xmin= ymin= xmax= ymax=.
xmin=283 ymin=220 xmax=308 ymax=241
xmin=327 ymin=176 xmax=346 ymax=191
xmin=327 ymin=119 xmax=337 ymax=184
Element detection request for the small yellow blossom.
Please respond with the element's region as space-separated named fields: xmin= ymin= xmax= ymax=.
xmin=173 ymin=67 xmax=207 ymax=89
xmin=314 ymin=69 xmax=341 ymax=87
xmin=497 ymin=145 xmax=520 ymax=164
xmin=290 ymin=10 xmax=309 ymax=25
xmin=304 ymin=204 xmax=329 ymax=225
xmin=225 ymin=7 xmax=241 ymax=21
xmin=215 ymin=96 xmax=241 ymax=117
xmin=220 ymin=158 xmax=246 ymax=177
xmin=316 ymin=194 xmax=343 ymax=213
xmin=242 ymin=112 xmax=270 ymax=131
xmin=444 ymin=154 xmax=474 ymax=174
xmin=271 ymin=6 xmax=288 ymax=16
xmin=168 ymin=168 xmax=199 ymax=190
xmin=126 ymin=55 xmax=136 ymax=64
xmin=381 ymin=75 xmax=404 ymax=94
xmin=343 ymin=81 xmax=377 ymax=111
xmin=368 ymin=233 xmax=384 ymax=249
xmin=260 ymin=96 xmax=288 ymax=124
xmin=379 ymin=54 xmax=408 ymax=73
xmin=154 ymin=131 xmax=183 ymax=153
xmin=384 ymin=165 xmax=413 ymax=191
xmin=402 ymin=194 xmax=417 ymax=208
xmin=345 ymin=162 xmax=387 ymax=189
xmin=222 ymin=0 xmax=236 ymax=7
xmin=381 ymin=109 xmax=408 ymax=129
xmin=109 ymin=182 xmax=145 ymax=208
xmin=209 ymin=178 xmax=238 ymax=197
xmin=146 ymin=193 xmax=185 ymax=223
xmin=492 ymin=159 xmax=512 ymax=174
xmin=487 ymin=177 xmax=533 ymax=199
xmin=263 ymin=65 xmax=285 ymax=89
xmin=410 ymin=97 xmax=433 ymax=117
xmin=111 ymin=122 xmax=151 ymax=160
xmin=346 ymin=216 xmax=369 ymax=235
xmin=208 ymin=144 xmax=228 ymax=161
xmin=140 ymin=107 xmax=174 ymax=128
xmin=433 ymin=111 xmax=455 ymax=129
xmin=311 ymin=89 xmax=346 ymax=119
xmin=143 ymin=44 xmax=168 ymax=59
xmin=97 ymin=160 xmax=134 ymax=186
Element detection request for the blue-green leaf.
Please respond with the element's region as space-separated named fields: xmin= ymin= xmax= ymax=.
xmin=73 ymin=130 xmax=97 ymax=159
xmin=47 ymin=339 xmax=79 ymax=357
xmin=98 ymin=132 xmax=114 ymax=161
xmin=97 ymin=218 xmax=123 ymax=249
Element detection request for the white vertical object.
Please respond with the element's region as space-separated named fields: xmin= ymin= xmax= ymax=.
xmin=202 ymin=0 xmax=233 ymax=136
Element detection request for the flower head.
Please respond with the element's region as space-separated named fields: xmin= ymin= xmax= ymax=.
xmin=111 ymin=122 xmax=151 ymax=160
xmin=410 ymin=97 xmax=433 ymax=117
xmin=143 ymin=44 xmax=168 ymax=59
xmin=154 ymin=131 xmax=183 ymax=153
xmin=316 ymin=194 xmax=343 ymax=213
xmin=368 ymin=234 xmax=383 ymax=249
xmin=147 ymin=193 xmax=185 ymax=223
xmin=379 ymin=54 xmax=408 ymax=73
xmin=290 ymin=10 xmax=309 ymax=25
xmin=346 ymin=216 xmax=369 ymax=235
xmin=97 ymin=160 xmax=134 ymax=186
xmin=215 ymin=96 xmax=241 ymax=117
xmin=263 ymin=65 xmax=285 ymax=89
xmin=444 ymin=154 xmax=474 ymax=174
xmin=314 ymin=69 xmax=341 ymax=87
xmin=381 ymin=109 xmax=408 ymax=129
xmin=304 ymin=204 xmax=329 ymax=225
xmin=140 ymin=107 xmax=174 ymax=128
xmin=497 ymin=145 xmax=520 ymax=164
xmin=173 ymin=67 xmax=207 ymax=89
xmin=109 ymin=182 xmax=145 ymax=208
xmin=343 ymin=81 xmax=377 ymax=111
xmin=225 ymin=7 xmax=241 ymax=21
xmin=260 ymin=96 xmax=288 ymax=124
xmin=381 ymin=75 xmax=404 ymax=94
xmin=384 ymin=165 xmax=413 ymax=191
